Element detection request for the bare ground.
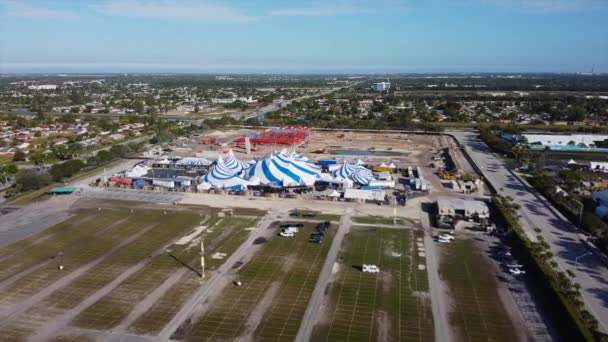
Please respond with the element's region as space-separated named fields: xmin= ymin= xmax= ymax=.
xmin=234 ymin=281 xmax=282 ymax=342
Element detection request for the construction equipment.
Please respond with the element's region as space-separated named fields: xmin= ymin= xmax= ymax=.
xmin=438 ymin=170 xmax=456 ymax=180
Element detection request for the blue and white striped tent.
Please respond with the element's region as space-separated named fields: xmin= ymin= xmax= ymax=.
xmin=332 ymin=162 xmax=356 ymax=179
xmin=201 ymin=158 xmax=257 ymax=189
xmin=248 ymin=151 xmax=320 ymax=186
xmin=224 ymin=150 xmax=253 ymax=174
xmin=350 ymin=167 xmax=374 ymax=185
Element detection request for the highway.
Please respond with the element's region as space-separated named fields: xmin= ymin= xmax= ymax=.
xmin=450 ymin=130 xmax=608 ymax=334
xmin=235 ymin=82 xmax=363 ymax=121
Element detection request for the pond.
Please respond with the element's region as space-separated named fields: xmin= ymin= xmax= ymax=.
xmin=329 ymin=149 xmax=405 ymax=156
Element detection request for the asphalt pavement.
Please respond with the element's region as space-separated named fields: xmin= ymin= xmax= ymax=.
xmin=450 ymin=130 xmax=608 ymax=334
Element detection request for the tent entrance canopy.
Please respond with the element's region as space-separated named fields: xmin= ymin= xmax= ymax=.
xmin=49 ymin=186 xmax=78 ymax=194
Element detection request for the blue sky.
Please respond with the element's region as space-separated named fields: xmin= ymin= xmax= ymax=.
xmin=1 ymin=0 xmax=607 ymax=73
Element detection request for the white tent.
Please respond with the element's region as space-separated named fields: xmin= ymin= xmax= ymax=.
xmin=176 ymin=157 xmax=212 ymax=167
xmin=126 ymin=165 xmax=150 ymax=178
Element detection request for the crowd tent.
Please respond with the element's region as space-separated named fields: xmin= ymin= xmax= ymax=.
xmin=201 ymin=158 xmax=258 ymax=189
xmin=126 ymin=165 xmax=150 ymax=178
xmin=175 ymin=157 xmax=212 ymax=167
xmin=247 ymin=151 xmax=321 ymax=186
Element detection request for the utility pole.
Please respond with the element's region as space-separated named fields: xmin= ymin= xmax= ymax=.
xmin=200 ymin=239 xmax=205 ymax=279
xmin=393 ymin=206 xmax=397 ymax=225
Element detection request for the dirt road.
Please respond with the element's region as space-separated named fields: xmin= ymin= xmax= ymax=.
xmin=295 ymin=208 xmax=353 ymax=342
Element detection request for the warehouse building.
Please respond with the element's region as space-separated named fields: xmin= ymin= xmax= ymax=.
xmin=435 ymin=198 xmax=490 ymax=229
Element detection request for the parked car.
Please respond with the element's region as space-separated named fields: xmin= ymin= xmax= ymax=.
xmin=302 ymin=213 xmax=316 ymax=218
xmin=280 ymin=231 xmax=295 ymax=237
xmin=362 ymin=264 xmax=380 ymax=273
xmin=509 ymin=268 xmax=526 ymax=275
xmin=282 ymin=227 xmax=299 ymax=234
xmin=280 ymin=223 xmax=303 ymax=228
xmin=289 ymin=211 xmax=301 ymax=217
xmin=439 ymin=234 xmax=455 ymax=241
xmin=506 ymin=263 xmax=523 ymax=269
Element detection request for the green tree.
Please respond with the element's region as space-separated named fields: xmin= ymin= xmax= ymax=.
xmin=12 ymin=150 xmax=26 ymax=162
xmin=15 ymin=170 xmax=51 ymax=191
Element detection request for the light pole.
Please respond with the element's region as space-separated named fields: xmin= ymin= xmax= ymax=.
xmin=200 ymin=239 xmax=205 ymax=279
xmin=575 ymin=251 xmax=593 ymax=270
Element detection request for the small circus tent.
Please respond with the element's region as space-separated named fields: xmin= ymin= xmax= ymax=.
xmin=350 ymin=167 xmax=374 ymax=185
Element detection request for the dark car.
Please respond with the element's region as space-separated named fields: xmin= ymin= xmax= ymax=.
xmin=289 ymin=211 xmax=301 ymax=217
xmin=280 ymin=223 xmax=304 ymax=229
xmin=302 ymin=213 xmax=316 ymax=218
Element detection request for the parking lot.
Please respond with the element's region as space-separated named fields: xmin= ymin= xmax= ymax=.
xmin=439 ymin=238 xmax=518 ymax=342
xmin=311 ymin=226 xmax=434 ymax=342
xmin=187 ymin=220 xmax=335 ymax=341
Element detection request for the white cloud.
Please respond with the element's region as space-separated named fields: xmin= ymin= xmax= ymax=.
xmin=0 ymin=0 xmax=77 ymax=19
xmin=480 ymin=0 xmax=607 ymax=12
xmin=93 ymin=0 xmax=256 ymax=23
xmin=269 ymin=5 xmax=370 ymax=17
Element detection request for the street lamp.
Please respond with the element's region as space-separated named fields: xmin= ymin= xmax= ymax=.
xmin=575 ymin=251 xmax=593 ymax=270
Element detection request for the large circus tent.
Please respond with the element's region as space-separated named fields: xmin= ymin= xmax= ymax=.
xmin=247 ymin=150 xmax=321 ymax=187
xmin=198 ymin=155 xmax=259 ymax=190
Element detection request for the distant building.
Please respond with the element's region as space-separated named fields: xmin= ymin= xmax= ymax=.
xmin=28 ymin=84 xmax=57 ymax=90
xmin=371 ymin=82 xmax=391 ymax=92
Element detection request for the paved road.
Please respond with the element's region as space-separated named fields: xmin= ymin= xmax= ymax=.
xmin=450 ymin=130 xmax=608 ymax=334
xmin=420 ymin=201 xmax=454 ymax=342
xmin=295 ymin=208 xmax=353 ymax=342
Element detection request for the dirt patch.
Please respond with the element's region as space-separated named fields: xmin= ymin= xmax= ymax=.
xmin=376 ymin=310 xmax=390 ymax=342
xmin=381 ymin=271 xmax=392 ymax=295
xmin=235 ymin=281 xmax=281 ymax=342
xmin=175 ymin=226 xmax=207 ymax=245
xmin=211 ymin=252 xmax=227 ymax=260
xmin=282 ymin=253 xmax=297 ymax=273
xmin=331 ymin=262 xmax=340 ymax=275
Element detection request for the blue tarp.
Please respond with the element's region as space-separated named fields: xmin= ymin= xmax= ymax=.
xmin=317 ymin=159 xmax=337 ymax=165
xmin=132 ymin=179 xmax=145 ymax=187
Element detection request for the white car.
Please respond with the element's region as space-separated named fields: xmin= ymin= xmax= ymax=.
xmin=439 ymin=234 xmax=455 ymax=241
xmin=509 ymin=268 xmax=526 ymax=275
xmin=282 ymin=227 xmax=299 ymax=234
xmin=280 ymin=232 xmax=295 ymax=237
xmin=437 ymin=237 xmax=452 ymax=243
xmin=506 ymin=263 xmax=523 ymax=269
xmin=362 ymin=264 xmax=380 ymax=273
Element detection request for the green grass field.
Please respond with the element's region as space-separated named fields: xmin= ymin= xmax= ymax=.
xmin=72 ymin=215 xmax=259 ymax=332
xmin=0 ymin=209 xmax=201 ymax=341
xmin=187 ymin=221 xmax=335 ymax=341
xmin=352 ymin=216 xmax=416 ymax=226
xmin=311 ymin=226 xmax=433 ymax=342
xmin=440 ymin=239 xmax=517 ymax=342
